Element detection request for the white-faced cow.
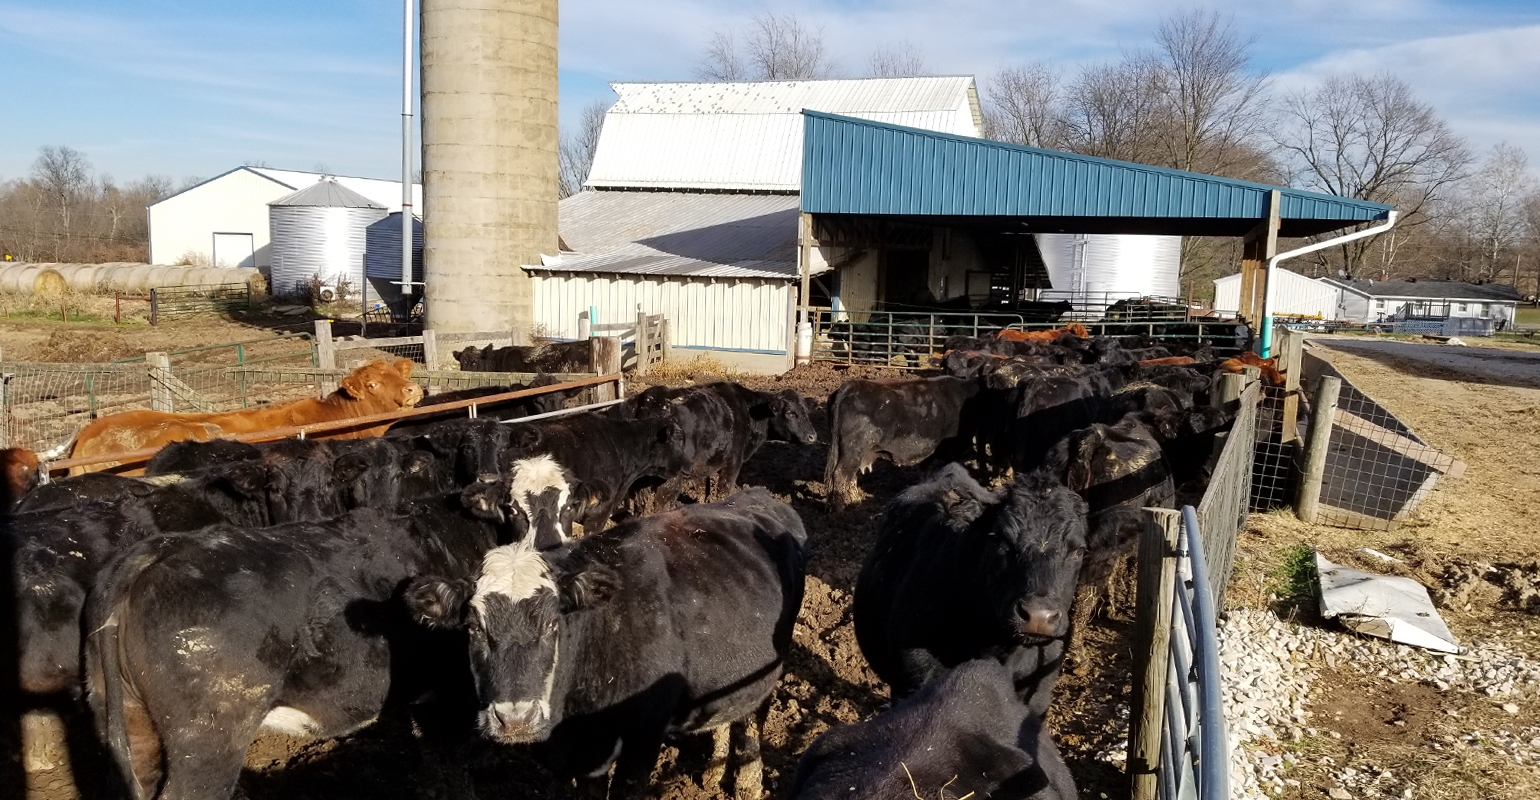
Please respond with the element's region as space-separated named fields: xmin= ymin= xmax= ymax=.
xmin=405 ymin=488 xmax=807 ymax=798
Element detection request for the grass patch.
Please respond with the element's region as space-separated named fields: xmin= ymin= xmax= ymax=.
xmin=1515 ymin=306 xmax=1540 ymax=326
xmin=1267 ymin=543 xmax=1320 ymax=618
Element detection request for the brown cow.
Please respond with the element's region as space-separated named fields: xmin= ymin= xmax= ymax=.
xmin=1139 ymin=356 xmax=1198 ymax=367
xmin=1218 ymin=351 xmax=1285 ymax=385
xmin=0 ymin=447 xmax=40 ymax=508
xmin=995 ymin=323 xmax=1090 ymax=343
xmin=68 ymin=359 xmax=424 ymax=474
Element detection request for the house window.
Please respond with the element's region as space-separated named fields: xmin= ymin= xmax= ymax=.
xmin=1458 ymin=303 xmax=1468 ymax=313
xmin=1374 ymin=299 xmax=1385 ymax=310
xmin=1481 ymin=303 xmax=1491 ymax=318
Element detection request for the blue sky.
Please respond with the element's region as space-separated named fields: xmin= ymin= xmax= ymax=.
xmin=3 ymin=0 xmax=1538 ymax=185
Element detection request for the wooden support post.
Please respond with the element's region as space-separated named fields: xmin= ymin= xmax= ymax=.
xmin=590 ymin=336 xmax=621 ymax=402
xmin=577 ymin=311 xmax=591 ymax=340
xmin=314 ymin=319 xmax=336 ymax=396
xmin=1278 ymin=328 xmax=1305 ymax=444
xmin=147 ymin=351 xmax=174 ymax=412
xmin=1296 ymin=375 xmax=1342 ymax=523
xmin=661 ymin=319 xmax=673 ymax=364
xmin=1213 ymin=372 xmax=1244 ymax=409
xmin=1128 ymin=508 xmax=1182 ymax=800
xmin=1239 ymin=190 xmax=1282 ymax=331
xmin=798 ymin=212 xmax=813 ymax=325
xmin=636 ymin=310 xmax=650 ymax=376
xmin=422 ymin=328 xmax=439 ymax=371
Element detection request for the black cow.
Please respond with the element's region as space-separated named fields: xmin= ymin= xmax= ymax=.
xmin=453 ymin=340 xmax=590 ymax=374
xmin=406 ymin=488 xmax=807 ymax=798
xmin=824 ymin=313 xmax=927 ymax=368
xmin=143 ymin=438 xmax=262 ymax=475
xmin=1036 ymin=415 xmax=1175 ymax=581
xmin=493 ymin=412 xmax=678 ymax=544
xmin=824 ymin=376 xmax=982 ymax=510
xmin=84 ymin=497 xmax=506 ymax=800
xmin=1007 ymin=372 xmax=1113 ymax=474
xmin=854 ymin=464 xmax=1088 ymax=711
xmin=617 ymin=382 xmax=817 ymax=502
xmin=790 ymin=659 xmax=1076 ymax=800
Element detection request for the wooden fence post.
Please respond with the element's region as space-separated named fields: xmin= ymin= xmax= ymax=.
xmin=1128 ymin=508 xmax=1182 ymax=800
xmin=591 ymin=336 xmax=622 ymax=402
xmin=1278 ymin=328 xmax=1305 ymax=444
xmin=147 ymin=351 xmax=174 ymax=412
xmin=314 ymin=319 xmax=336 ymax=396
xmin=636 ymin=310 xmax=650 ymax=376
xmin=661 ymin=318 xmax=673 ymax=364
xmin=1296 ymin=375 xmax=1341 ymax=523
xmin=422 ymin=328 xmax=439 ymax=371
xmin=1213 ymin=372 xmax=1243 ymax=409
xmin=577 ymin=311 xmax=591 ymax=340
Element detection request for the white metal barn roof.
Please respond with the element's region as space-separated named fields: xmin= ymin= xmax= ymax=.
xmin=538 ymin=191 xmax=800 ymax=280
xmin=585 ymin=77 xmax=983 ymax=192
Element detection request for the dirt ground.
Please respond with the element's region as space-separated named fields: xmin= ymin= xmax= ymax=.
xmin=1228 ymin=335 xmax=1540 ymax=799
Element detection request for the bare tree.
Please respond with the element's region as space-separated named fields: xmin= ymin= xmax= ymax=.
xmin=559 ymin=100 xmax=610 ymax=199
xmin=1459 ymin=143 xmax=1535 ymax=283
xmin=1275 ymin=73 xmax=1472 ymax=277
xmin=1061 ymin=57 xmax=1168 ymax=162
xmin=0 ymin=149 xmax=172 ymax=262
xmin=697 ymin=13 xmax=832 ymax=82
xmin=982 ymin=63 xmax=1066 ymax=149
xmin=867 ymin=42 xmax=927 ymax=78
xmin=1148 ymin=9 xmax=1271 ymax=179
xmin=33 ymin=145 xmax=92 ymax=256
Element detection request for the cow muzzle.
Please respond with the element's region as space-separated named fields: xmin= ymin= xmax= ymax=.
xmin=1015 ymin=601 xmax=1065 ymax=639
xmin=482 ymin=700 xmax=551 ymax=743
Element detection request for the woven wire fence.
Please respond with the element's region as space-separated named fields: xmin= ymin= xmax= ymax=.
xmin=159 ymin=334 xmax=319 ymax=413
xmin=1312 ymin=372 xmax=1446 ymax=530
xmin=1196 ymin=379 xmax=1260 ymax=605
xmin=0 ymin=363 xmax=152 ymax=452
xmin=1249 ymin=380 xmax=1296 ymax=511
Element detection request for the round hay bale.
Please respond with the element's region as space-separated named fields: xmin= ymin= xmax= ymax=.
xmin=33 ymin=269 xmax=68 ymax=298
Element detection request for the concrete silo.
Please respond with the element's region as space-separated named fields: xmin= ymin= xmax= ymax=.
xmin=420 ymin=0 xmax=558 ymax=337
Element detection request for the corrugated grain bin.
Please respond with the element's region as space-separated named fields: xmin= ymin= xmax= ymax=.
xmin=1036 ymin=234 xmax=1181 ymax=303
xmin=269 ymin=178 xmax=387 ymax=298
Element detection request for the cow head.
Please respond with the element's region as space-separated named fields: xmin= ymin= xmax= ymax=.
xmin=767 ymin=390 xmax=817 ymax=444
xmin=0 ymin=447 xmax=40 ymax=510
xmin=405 ymin=540 xmax=619 ymax=744
xmin=338 ymin=359 xmax=424 ymax=410
xmin=499 ymin=455 xmax=603 ymax=549
xmin=982 ymin=473 xmax=1088 ymax=644
xmin=453 ymin=345 xmax=491 ymax=372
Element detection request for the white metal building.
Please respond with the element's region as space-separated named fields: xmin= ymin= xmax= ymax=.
xmin=1213 ymin=268 xmax=1339 ymax=319
xmin=148 ymin=167 xmax=421 ymax=269
xmin=529 ymin=77 xmax=984 ymax=365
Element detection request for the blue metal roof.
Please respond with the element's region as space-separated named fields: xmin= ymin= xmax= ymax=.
xmin=800 ymin=111 xmax=1392 ymax=237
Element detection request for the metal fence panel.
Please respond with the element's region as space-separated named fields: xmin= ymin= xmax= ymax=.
xmin=149 ymin=282 xmax=252 ymax=324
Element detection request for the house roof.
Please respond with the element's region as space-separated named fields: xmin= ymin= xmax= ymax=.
xmin=585 ymin=77 xmax=981 ymax=192
xmin=800 ymin=112 xmax=1395 ymax=238
xmin=533 ymin=190 xmax=800 ymax=280
xmin=1321 ymin=278 xmax=1522 ymax=302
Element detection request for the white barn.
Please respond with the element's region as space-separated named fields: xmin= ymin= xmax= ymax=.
xmin=148 ymin=167 xmax=421 ymax=269
xmin=530 ymin=77 xmax=983 ymax=369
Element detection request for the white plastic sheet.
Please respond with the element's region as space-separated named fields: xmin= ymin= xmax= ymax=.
xmin=1315 ymin=552 xmax=1460 ymax=653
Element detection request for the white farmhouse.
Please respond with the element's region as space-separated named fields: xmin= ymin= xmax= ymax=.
xmin=1319 ymin=278 xmax=1521 ymax=327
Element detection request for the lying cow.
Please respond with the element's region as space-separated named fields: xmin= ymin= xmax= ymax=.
xmin=617 ymin=382 xmax=817 ymax=503
xmin=85 ymin=498 xmax=507 ymax=800
xmin=790 ymin=659 xmax=1076 ymax=800
xmin=453 ymin=340 xmax=591 ymax=374
xmin=854 ymin=464 xmax=1088 ymax=712
xmin=824 ymin=376 xmax=982 ymax=510
xmin=406 ymin=488 xmax=808 ymax=798
xmin=67 ymin=359 xmax=423 ymax=474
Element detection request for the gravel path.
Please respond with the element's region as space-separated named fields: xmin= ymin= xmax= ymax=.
xmin=1311 ymin=336 xmax=1540 ymax=389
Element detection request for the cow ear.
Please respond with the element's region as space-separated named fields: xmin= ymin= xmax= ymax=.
xmin=556 ymin=564 xmax=618 ymax=612
xmin=404 ymin=576 xmax=473 ymax=629
xmin=221 ymin=462 xmax=269 ymax=498
xmin=1066 ymin=433 xmax=1099 ymax=493
xmin=461 ymin=481 xmax=507 ymax=521
xmin=339 ymin=371 xmax=366 ymax=399
xmin=333 ymin=453 xmax=370 ymax=485
xmin=402 ymin=450 xmax=436 ymax=476
xmin=508 ymin=426 xmax=541 ymax=451
xmin=393 ymin=359 xmax=413 ymax=378
xmin=748 ymin=401 xmax=773 ymax=421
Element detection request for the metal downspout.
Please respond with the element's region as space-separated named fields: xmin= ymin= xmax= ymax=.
xmin=1260 ymin=211 xmax=1399 ymax=357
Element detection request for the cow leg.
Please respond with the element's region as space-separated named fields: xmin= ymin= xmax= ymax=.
xmin=730 ymin=698 xmax=771 ymax=799
xmin=608 ymin=727 xmax=666 ymax=799
xmin=154 ymin=712 xmax=267 ymax=800
xmin=702 ymin=724 xmax=731 ymax=790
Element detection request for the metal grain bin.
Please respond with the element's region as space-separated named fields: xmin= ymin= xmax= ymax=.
xmin=1036 ymin=234 xmax=1182 ymax=313
xmin=364 ymin=212 xmax=423 ymax=284
xmin=268 ymin=178 xmax=387 ymax=298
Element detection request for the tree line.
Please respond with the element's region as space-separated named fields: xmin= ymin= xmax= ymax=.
xmin=0 ymin=146 xmax=178 ymax=264
xmin=561 ymin=10 xmax=1540 ymax=297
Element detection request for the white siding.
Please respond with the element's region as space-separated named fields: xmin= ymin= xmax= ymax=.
xmin=532 ymin=273 xmax=793 ymax=353
xmin=1213 ymin=268 xmax=1340 ymax=319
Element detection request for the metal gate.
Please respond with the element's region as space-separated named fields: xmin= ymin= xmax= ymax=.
xmin=810 ymin=308 xmax=1025 ymax=368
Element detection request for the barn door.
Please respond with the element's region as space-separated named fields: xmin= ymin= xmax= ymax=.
xmin=212 ymin=232 xmax=255 ymax=268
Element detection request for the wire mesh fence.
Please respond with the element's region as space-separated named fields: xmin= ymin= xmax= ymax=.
xmin=1197 ymin=379 xmax=1260 ymax=605
xmin=1250 ymin=381 xmax=1297 ymax=512
xmin=0 ymin=363 xmax=152 ymax=452
xmin=148 ymin=282 xmax=252 ymax=325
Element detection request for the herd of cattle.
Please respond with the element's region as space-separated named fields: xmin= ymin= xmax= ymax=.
xmin=1 ymin=326 xmax=1260 ymax=800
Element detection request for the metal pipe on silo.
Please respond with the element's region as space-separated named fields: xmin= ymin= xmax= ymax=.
xmin=400 ymin=0 xmax=416 ymax=295
xmin=420 ymin=0 xmax=558 ymax=337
